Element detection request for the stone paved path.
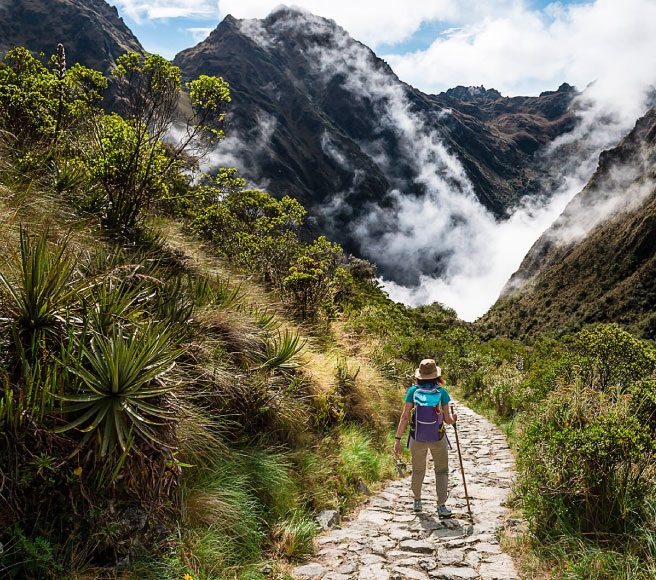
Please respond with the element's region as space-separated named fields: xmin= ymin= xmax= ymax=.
xmin=292 ymin=401 xmax=520 ymax=580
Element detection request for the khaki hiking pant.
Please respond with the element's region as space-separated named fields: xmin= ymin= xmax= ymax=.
xmin=410 ymin=436 xmax=449 ymax=505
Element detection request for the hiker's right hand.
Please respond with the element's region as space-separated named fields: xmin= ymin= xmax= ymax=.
xmin=393 ymin=439 xmax=402 ymax=458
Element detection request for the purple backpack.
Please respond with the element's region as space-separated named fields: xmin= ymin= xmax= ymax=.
xmin=406 ymin=386 xmax=450 ymax=448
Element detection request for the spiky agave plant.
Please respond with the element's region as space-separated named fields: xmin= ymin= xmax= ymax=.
xmin=252 ymin=330 xmax=306 ymax=373
xmin=86 ymin=275 xmax=154 ymax=334
xmin=0 ymin=228 xmax=77 ymax=348
xmin=56 ymin=323 xmax=184 ymax=456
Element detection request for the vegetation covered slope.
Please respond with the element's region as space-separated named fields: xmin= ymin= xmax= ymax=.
xmin=0 ymin=43 xmax=457 ymax=579
xmin=482 ymin=107 xmax=656 ymax=341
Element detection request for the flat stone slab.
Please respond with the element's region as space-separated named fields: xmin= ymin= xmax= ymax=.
xmin=359 ymin=564 xmax=389 ymax=580
xmin=430 ymin=567 xmax=480 ymax=579
xmin=391 ymin=566 xmax=430 ymax=580
xmin=293 ymin=563 xmax=328 ymax=579
xmin=399 ymin=539 xmax=435 ymax=554
xmin=479 ymin=555 xmax=520 ymax=579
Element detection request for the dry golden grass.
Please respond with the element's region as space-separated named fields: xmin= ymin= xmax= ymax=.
xmin=158 ymin=218 xmax=400 ymax=430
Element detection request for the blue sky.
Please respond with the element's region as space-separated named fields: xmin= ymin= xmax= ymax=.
xmin=108 ymin=0 xmax=656 ymax=96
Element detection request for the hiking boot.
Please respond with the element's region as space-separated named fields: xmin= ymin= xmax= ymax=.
xmin=437 ymin=505 xmax=453 ymax=519
xmin=413 ymin=499 xmax=422 ymax=513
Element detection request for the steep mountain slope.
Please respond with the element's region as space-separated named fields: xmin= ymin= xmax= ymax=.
xmin=0 ymin=0 xmax=145 ymax=73
xmin=173 ymin=8 xmax=576 ymax=240
xmin=482 ymin=108 xmax=656 ymax=340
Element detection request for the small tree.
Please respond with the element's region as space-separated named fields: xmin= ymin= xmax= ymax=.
xmin=83 ymin=52 xmax=231 ymax=232
xmin=283 ymin=237 xmax=343 ymax=319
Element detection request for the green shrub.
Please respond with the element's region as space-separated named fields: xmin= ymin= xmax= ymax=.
xmin=0 ymin=46 xmax=105 ymax=152
xmin=0 ymin=527 xmax=62 ymax=580
xmin=485 ymin=360 xmax=522 ymax=417
xmin=283 ymin=237 xmax=343 ymax=319
xmin=518 ymin=381 xmax=655 ymax=537
xmin=570 ymin=323 xmax=656 ymax=390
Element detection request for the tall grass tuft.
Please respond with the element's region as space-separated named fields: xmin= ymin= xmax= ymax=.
xmin=272 ymin=510 xmax=318 ymax=560
xmin=339 ymin=423 xmax=394 ymax=485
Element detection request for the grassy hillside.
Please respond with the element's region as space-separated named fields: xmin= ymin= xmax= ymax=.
xmin=0 ymin=151 xmax=410 ymax=580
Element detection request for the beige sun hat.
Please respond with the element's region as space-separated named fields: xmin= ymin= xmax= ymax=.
xmin=414 ymin=359 xmax=442 ymax=381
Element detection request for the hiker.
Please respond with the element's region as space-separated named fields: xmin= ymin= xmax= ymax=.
xmin=393 ymin=359 xmax=457 ymax=516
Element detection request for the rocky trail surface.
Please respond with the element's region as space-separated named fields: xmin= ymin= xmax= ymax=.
xmin=292 ymin=402 xmax=521 ymax=580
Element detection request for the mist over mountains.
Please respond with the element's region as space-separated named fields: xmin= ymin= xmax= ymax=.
xmin=2 ymin=0 xmax=655 ymax=326
xmin=173 ymin=7 xmax=652 ymax=318
xmin=483 ymin=107 xmax=656 ymax=340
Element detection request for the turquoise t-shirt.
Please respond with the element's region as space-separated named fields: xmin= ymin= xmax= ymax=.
xmin=404 ymin=385 xmax=451 ymax=408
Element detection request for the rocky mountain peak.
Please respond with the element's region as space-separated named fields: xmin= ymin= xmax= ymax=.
xmin=443 ymin=85 xmax=503 ymax=102
xmin=539 ymin=82 xmax=576 ymax=97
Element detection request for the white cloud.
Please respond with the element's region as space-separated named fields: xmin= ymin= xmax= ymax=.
xmin=111 ymin=0 xmax=219 ymax=22
xmin=187 ymin=27 xmax=214 ymax=43
xmin=202 ymin=110 xmax=278 ymax=191
xmin=385 ymin=0 xmax=656 ymax=97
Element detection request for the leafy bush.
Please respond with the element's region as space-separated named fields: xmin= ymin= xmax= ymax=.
xmin=0 ymin=527 xmax=62 ymax=580
xmin=283 ymin=237 xmax=343 ymax=319
xmin=82 ymin=113 xmax=174 ymax=230
xmin=80 ymin=52 xmax=230 ymax=231
xmin=518 ymin=381 xmax=655 ymax=537
xmin=485 ymin=359 xmax=523 ymax=417
xmin=0 ymin=46 xmax=105 ymax=152
xmin=190 ymin=184 xmax=306 ymax=286
xmin=569 ymin=323 xmax=656 ymax=390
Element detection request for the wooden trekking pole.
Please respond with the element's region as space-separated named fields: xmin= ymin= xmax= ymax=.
xmin=451 ymin=403 xmax=473 ymax=521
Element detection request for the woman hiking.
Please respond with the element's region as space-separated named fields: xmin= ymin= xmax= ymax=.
xmin=393 ymin=359 xmax=457 ymax=516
